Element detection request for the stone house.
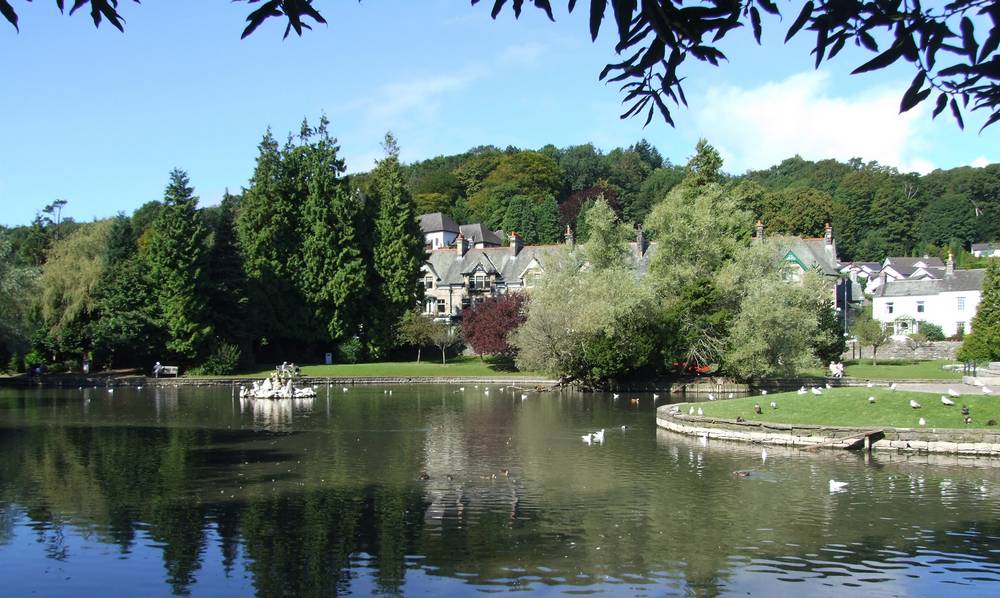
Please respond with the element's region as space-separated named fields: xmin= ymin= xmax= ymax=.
xmin=972 ymin=242 xmax=1000 ymax=258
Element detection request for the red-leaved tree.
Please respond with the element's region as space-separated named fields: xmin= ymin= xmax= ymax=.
xmin=461 ymin=293 xmax=527 ymax=358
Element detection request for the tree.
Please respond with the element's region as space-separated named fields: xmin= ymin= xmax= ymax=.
xmin=396 ymin=310 xmax=437 ymax=363
xmin=461 ymin=294 xmax=526 ymax=359
xmin=578 ymin=196 xmax=631 ymax=271
xmin=368 ymin=133 xmax=426 ymax=356
xmin=852 ymin=312 xmax=892 ymax=365
xmin=430 ymin=321 xmax=462 ymax=365
xmin=146 ymin=169 xmax=213 ymax=361
xmin=0 ymin=237 xmax=38 ymax=360
xmin=6 ymin=2 xmax=996 ymax=130
xmin=959 ymin=259 xmax=1000 ymax=361
xmin=904 ymin=332 xmax=931 ymax=354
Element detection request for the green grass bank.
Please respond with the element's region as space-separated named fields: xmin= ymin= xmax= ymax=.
xmin=799 ymin=359 xmax=962 ymax=381
xmin=189 ymin=356 xmax=540 ymax=379
xmin=697 ymin=387 xmax=998 ymax=429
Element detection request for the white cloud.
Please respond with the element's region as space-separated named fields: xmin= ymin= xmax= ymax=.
xmin=693 ymin=71 xmax=934 ymax=174
xmin=498 ymin=42 xmax=547 ymax=67
xmin=970 ymin=156 xmax=991 ymax=168
xmin=365 ymin=68 xmax=483 ymax=123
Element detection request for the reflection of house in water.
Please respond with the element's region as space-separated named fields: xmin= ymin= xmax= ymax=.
xmin=153 ymin=386 xmax=180 ymax=420
xmin=420 ymin=409 xmax=520 ymax=528
xmin=239 ymin=397 xmax=314 ymax=431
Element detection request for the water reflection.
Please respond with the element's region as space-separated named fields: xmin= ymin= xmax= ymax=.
xmin=0 ymin=385 xmax=999 ymax=596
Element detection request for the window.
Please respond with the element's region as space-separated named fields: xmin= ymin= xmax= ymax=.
xmin=957 ymin=296 xmax=966 ymax=311
xmin=886 ymin=302 xmax=894 ymax=315
xmin=956 ymin=321 xmax=966 ymax=334
xmin=424 ymin=297 xmax=436 ymax=314
xmin=473 ymin=273 xmax=488 ymax=290
xmin=524 ymin=268 xmax=543 ymax=288
xmin=436 ymin=299 xmax=446 ymax=315
xmin=424 ymin=275 xmax=434 ymax=290
xmin=916 ymin=301 xmax=924 ymax=313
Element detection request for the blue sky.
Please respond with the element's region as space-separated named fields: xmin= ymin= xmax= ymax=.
xmin=1 ymin=0 xmax=996 ymax=227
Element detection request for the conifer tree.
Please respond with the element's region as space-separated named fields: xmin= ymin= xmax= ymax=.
xmin=960 ymin=259 xmax=1000 ymax=361
xmin=296 ymin=118 xmax=367 ymax=343
xmin=534 ymin=195 xmax=561 ymax=244
xmin=146 ymin=169 xmax=213 ymax=361
xmin=367 ymin=133 xmax=426 ymax=356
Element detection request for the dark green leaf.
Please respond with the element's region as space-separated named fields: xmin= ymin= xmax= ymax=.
xmin=980 ymin=111 xmax=1000 ymax=132
xmin=961 ymin=16 xmax=977 ymax=62
xmin=932 ymin=92 xmax=948 ymax=118
xmin=750 ymin=7 xmax=762 ymax=44
xmin=590 ymin=0 xmax=607 ymax=41
xmin=950 ymin=98 xmax=964 ymax=129
xmin=0 ymin=0 xmax=17 ymax=31
xmin=980 ymin=27 xmax=1000 ymax=64
xmin=784 ymin=1 xmax=813 ymax=43
xmin=851 ymin=41 xmax=904 ymax=74
xmin=899 ymin=70 xmax=926 ymax=113
xmin=757 ymin=0 xmax=780 ymax=16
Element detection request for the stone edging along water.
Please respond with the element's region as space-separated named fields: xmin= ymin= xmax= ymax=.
xmin=656 ymin=404 xmax=1000 ymax=457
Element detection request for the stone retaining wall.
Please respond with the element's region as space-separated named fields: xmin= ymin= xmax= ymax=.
xmin=656 ymin=404 xmax=1000 ymax=456
xmin=846 ymin=340 xmax=961 ymax=361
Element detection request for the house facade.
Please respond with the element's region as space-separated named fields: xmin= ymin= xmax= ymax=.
xmin=865 ymin=256 xmax=945 ymax=295
xmin=871 ymin=255 xmax=984 ymax=338
xmin=972 ymin=242 xmax=1000 ymax=258
xmin=418 ymin=212 xmax=461 ymax=249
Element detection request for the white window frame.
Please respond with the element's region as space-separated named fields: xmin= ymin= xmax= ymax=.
xmin=957 ymin=296 xmax=966 ymax=311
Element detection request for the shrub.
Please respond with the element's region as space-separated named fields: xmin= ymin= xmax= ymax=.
xmin=194 ymin=343 xmax=242 ymax=375
xmin=337 ymin=337 xmax=363 ymax=364
xmin=6 ymin=352 xmax=23 ymax=374
xmin=918 ymin=321 xmax=945 ymax=341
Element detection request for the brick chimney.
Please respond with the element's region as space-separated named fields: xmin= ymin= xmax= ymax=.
xmin=754 ymin=220 xmax=764 ymax=243
xmin=510 ymin=231 xmax=523 ymax=256
xmin=456 ymin=233 xmax=467 ymax=257
xmin=824 ymin=223 xmax=833 ymax=245
xmin=564 ymin=224 xmax=574 ymax=246
xmin=635 ymin=224 xmax=647 ymax=257
xmin=946 ymin=251 xmax=954 ymax=277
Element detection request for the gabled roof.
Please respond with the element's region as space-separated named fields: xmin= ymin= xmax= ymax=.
xmin=877 ymin=269 xmax=985 ymax=297
xmin=782 ymin=238 xmax=839 ymax=276
xmin=418 ymin=212 xmax=460 ymax=234
xmin=459 ymin=223 xmax=502 ymax=246
xmin=884 ymin=256 xmax=945 ymax=269
xmin=972 ymin=242 xmax=1000 ymax=252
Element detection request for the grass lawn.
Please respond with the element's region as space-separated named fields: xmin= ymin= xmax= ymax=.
xmin=799 ymin=359 xmax=963 ymax=381
xmin=695 ymin=387 xmax=999 ymax=429
xmin=191 ymin=356 xmax=542 ymax=379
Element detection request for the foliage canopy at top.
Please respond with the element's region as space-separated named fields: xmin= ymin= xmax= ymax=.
xmin=4 ymin=1 xmax=997 ymax=130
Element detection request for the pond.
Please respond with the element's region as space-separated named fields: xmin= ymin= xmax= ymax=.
xmin=1 ymin=384 xmax=999 ymax=596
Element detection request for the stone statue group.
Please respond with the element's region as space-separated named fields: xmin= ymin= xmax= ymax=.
xmin=239 ymin=364 xmax=317 ymax=399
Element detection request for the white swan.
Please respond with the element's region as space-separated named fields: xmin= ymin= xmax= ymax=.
xmin=811 ymin=387 xmax=823 ymax=395
xmin=948 ymin=388 xmax=961 ymax=397
xmin=941 ymin=396 xmax=955 ymax=406
xmin=593 ymin=429 xmax=605 ymax=443
xmin=829 ymin=480 xmax=848 ymax=492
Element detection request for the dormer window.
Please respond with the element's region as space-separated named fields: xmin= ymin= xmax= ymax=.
xmin=473 ymin=273 xmax=489 ymax=290
xmin=424 ymin=275 xmax=434 ymax=290
xmin=524 ymin=268 xmax=543 ymax=288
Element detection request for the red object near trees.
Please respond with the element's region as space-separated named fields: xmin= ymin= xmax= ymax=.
xmin=461 ymin=294 xmax=527 ymax=358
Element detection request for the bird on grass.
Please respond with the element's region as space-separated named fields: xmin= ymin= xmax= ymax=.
xmin=965 ymin=416 xmax=973 ymax=424
xmin=825 ymin=383 xmax=833 ymax=389
xmin=866 ymin=382 xmax=874 ymax=388
xmin=948 ymin=388 xmax=961 ymax=398
xmin=753 ymin=403 xmax=762 ymax=414
xmin=889 ymin=383 xmax=898 ymax=391
xmin=829 ymin=480 xmax=848 ymax=492
xmin=941 ymin=396 xmax=956 ymax=406
xmin=811 ymin=387 xmax=823 ymax=396
xmin=797 ymin=387 xmax=807 ymax=395
xmin=728 ymin=393 xmax=734 ymax=399
xmin=910 ymin=399 xmax=921 ymax=409
xmin=697 ymin=407 xmax=704 ymax=416
xmin=918 ymin=417 xmax=927 ymax=426
xmin=961 ymin=405 xmax=971 ymax=416
xmin=988 ymin=419 xmax=998 ymax=427
xmin=707 ymin=393 xmax=715 ymax=401
xmin=770 ymin=401 xmax=778 ymax=409
xmin=688 ymin=406 xmax=695 ymax=415
xmin=868 ymin=396 xmax=876 ymax=404
xmin=761 ymin=390 xmax=768 ymax=396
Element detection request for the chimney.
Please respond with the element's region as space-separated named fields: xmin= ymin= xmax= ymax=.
xmin=456 ymin=233 xmax=467 ymax=257
xmin=824 ymin=223 xmax=833 ymax=246
xmin=564 ymin=224 xmax=574 ymax=246
xmin=510 ymin=231 xmax=523 ymax=256
xmin=946 ymin=251 xmax=954 ymax=277
xmin=635 ymin=225 xmax=647 ymax=257
xmin=754 ymin=220 xmax=764 ymax=243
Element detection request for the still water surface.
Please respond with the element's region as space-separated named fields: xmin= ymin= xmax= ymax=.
xmin=1 ymin=384 xmax=1000 ymax=596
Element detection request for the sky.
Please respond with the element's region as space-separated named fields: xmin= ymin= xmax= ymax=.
xmin=1 ymin=0 xmax=996 ymax=227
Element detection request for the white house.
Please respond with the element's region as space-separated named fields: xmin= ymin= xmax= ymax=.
xmin=865 ymin=255 xmax=945 ymax=295
xmin=872 ymin=255 xmax=985 ymax=338
xmin=972 ymin=242 xmax=1000 ymax=258
xmin=418 ymin=212 xmax=461 ymax=249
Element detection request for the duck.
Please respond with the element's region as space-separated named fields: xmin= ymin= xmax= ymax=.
xmin=918 ymin=417 xmax=926 ymax=426
xmin=753 ymin=403 xmax=762 ymax=414
xmin=961 ymin=405 xmax=970 ymax=416
xmin=521 ymin=394 xmax=528 ymax=400
xmin=868 ymin=396 xmax=876 ymax=404
xmin=866 ymin=381 xmax=874 ymax=388
xmin=581 ymin=433 xmax=593 ymax=445
xmin=688 ymin=406 xmax=695 ymax=415
xmin=696 ymin=407 xmax=704 ymax=416
xmin=941 ymin=396 xmax=955 ymax=406
xmin=889 ymin=383 xmax=898 ymax=391
xmin=728 ymin=393 xmax=734 ymax=399
xmin=811 ymin=387 xmax=823 ymax=395
xmin=910 ymin=399 xmax=921 ymax=409
xmin=769 ymin=401 xmax=777 ymax=409
xmin=342 ymin=387 xmax=349 ymax=392
xmin=733 ymin=470 xmax=751 ymax=478
xmin=825 ymin=382 xmax=833 ymax=389
xmin=964 ymin=416 xmax=973 ymax=424
xmin=419 ymin=471 xmax=430 ymax=481
xmin=829 ymin=480 xmax=848 ymax=492
xmin=948 ymin=388 xmax=961 ymax=397
xmin=760 ymin=390 xmax=768 ymax=396
xmin=797 ymin=387 xmax=807 ymax=395
xmin=593 ymin=429 xmax=605 ymax=443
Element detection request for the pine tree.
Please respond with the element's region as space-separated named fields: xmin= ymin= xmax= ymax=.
xmin=146 ymin=169 xmax=213 ymax=361
xmin=534 ymin=195 xmax=561 ymax=244
xmin=367 ymin=133 xmax=426 ymax=356
xmin=295 ymin=119 xmax=367 ymax=343
xmin=203 ymin=192 xmax=251 ymax=352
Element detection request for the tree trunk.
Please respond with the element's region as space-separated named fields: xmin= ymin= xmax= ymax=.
xmin=416 ymin=346 xmax=421 ymax=363
xmin=872 ymin=345 xmax=878 ymax=366
xmin=441 ymin=345 xmax=446 ymax=365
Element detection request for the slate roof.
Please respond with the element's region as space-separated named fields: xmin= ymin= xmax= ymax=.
xmin=418 ymin=212 xmax=460 ymax=234
xmin=972 ymin=242 xmax=1000 ymax=252
xmin=783 ymin=238 xmax=840 ymax=276
xmin=885 ymin=256 xmax=945 ymax=269
xmin=425 ymin=242 xmax=657 ymax=286
xmin=877 ymin=270 xmax=985 ymax=297
xmin=459 ymin=223 xmax=502 ymax=246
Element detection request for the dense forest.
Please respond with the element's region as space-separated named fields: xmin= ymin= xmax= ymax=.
xmin=0 ymin=118 xmax=997 ymax=377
